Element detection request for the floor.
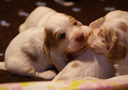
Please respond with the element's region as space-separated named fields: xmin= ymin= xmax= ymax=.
xmin=0 ymin=0 xmax=128 ymax=83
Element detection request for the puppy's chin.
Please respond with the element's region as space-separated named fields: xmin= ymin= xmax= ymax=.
xmin=66 ymin=42 xmax=85 ymax=55
xmin=66 ymin=45 xmax=87 ymax=62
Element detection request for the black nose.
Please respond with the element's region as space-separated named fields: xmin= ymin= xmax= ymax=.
xmin=75 ymin=34 xmax=85 ymax=42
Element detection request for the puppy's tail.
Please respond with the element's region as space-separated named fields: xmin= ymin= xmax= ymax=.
xmin=0 ymin=62 xmax=6 ymax=70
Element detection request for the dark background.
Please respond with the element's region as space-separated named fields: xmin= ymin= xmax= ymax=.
xmin=0 ymin=0 xmax=127 ymax=83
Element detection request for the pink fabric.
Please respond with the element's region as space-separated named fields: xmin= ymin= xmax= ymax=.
xmin=0 ymin=80 xmax=128 ymax=90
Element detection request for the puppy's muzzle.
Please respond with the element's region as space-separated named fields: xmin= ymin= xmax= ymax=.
xmin=75 ymin=33 xmax=85 ymax=42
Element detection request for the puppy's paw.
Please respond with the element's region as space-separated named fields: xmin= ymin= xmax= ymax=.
xmin=38 ymin=70 xmax=57 ymax=80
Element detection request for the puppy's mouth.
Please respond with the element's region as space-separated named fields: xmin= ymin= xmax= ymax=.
xmin=79 ymin=35 xmax=88 ymax=48
xmin=65 ymin=35 xmax=88 ymax=62
xmin=66 ymin=45 xmax=88 ymax=62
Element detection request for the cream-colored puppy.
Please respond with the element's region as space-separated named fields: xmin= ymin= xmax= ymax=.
xmin=0 ymin=7 xmax=89 ymax=79
xmin=53 ymin=26 xmax=115 ymax=81
xmin=88 ymin=10 xmax=128 ymax=76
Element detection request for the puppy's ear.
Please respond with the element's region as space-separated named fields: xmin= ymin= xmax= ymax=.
xmin=89 ymin=17 xmax=105 ymax=29
xmin=107 ymin=32 xmax=127 ymax=62
xmin=43 ymin=28 xmax=59 ymax=58
xmin=43 ymin=29 xmax=52 ymax=58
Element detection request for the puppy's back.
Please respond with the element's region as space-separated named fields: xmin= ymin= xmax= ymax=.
xmin=19 ymin=6 xmax=57 ymax=32
xmin=105 ymin=10 xmax=128 ymax=20
xmin=53 ymin=49 xmax=116 ymax=80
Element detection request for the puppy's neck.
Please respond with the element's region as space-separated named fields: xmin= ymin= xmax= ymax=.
xmin=66 ymin=47 xmax=88 ymax=61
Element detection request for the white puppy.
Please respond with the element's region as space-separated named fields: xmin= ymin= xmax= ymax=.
xmin=0 ymin=7 xmax=89 ymax=79
xmin=88 ymin=10 xmax=128 ymax=76
xmin=53 ymin=26 xmax=115 ymax=81
xmin=54 ymin=0 xmax=74 ymax=6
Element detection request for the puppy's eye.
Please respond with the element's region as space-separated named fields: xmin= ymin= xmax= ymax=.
xmin=58 ymin=33 xmax=66 ymax=40
xmin=74 ymin=21 xmax=78 ymax=25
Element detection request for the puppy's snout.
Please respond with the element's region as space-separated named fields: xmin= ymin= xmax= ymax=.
xmin=75 ymin=33 xmax=85 ymax=42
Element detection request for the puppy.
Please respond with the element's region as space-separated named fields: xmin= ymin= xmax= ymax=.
xmin=54 ymin=0 xmax=74 ymax=6
xmin=88 ymin=10 xmax=128 ymax=76
xmin=0 ymin=7 xmax=89 ymax=79
xmin=53 ymin=26 xmax=115 ymax=81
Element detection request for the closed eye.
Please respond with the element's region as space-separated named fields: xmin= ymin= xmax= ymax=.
xmin=101 ymin=39 xmax=106 ymax=43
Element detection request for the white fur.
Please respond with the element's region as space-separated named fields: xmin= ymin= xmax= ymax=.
xmin=53 ymin=47 xmax=115 ymax=81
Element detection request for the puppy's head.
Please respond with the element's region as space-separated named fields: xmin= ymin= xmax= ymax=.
xmin=88 ymin=18 xmax=128 ymax=62
xmin=43 ymin=13 xmax=90 ymax=58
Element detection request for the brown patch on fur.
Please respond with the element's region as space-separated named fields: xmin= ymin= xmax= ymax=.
xmin=107 ymin=37 xmax=127 ymax=62
xmin=63 ymin=13 xmax=79 ymax=26
xmin=98 ymin=29 xmax=113 ymax=50
xmin=98 ymin=28 xmax=122 ymax=51
xmin=118 ymin=22 xmax=127 ymax=32
xmin=44 ymin=29 xmax=59 ymax=48
xmin=71 ymin=62 xmax=79 ymax=68
xmin=43 ymin=29 xmax=61 ymax=58
xmin=98 ymin=27 xmax=127 ymax=62
xmin=21 ymin=47 xmax=37 ymax=62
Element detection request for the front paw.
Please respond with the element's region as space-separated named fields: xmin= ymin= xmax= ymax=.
xmin=38 ymin=70 xmax=57 ymax=80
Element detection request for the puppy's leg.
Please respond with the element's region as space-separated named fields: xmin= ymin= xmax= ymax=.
xmin=6 ymin=58 xmax=37 ymax=77
xmin=51 ymin=57 xmax=66 ymax=71
xmin=6 ymin=58 xmax=56 ymax=80
xmin=37 ymin=70 xmax=57 ymax=80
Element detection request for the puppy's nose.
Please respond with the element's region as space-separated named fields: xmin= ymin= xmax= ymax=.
xmin=75 ymin=34 xmax=85 ymax=42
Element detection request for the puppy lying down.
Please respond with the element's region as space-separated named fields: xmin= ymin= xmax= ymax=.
xmin=53 ymin=27 xmax=116 ymax=81
xmin=88 ymin=10 xmax=128 ymax=76
xmin=0 ymin=7 xmax=90 ymax=79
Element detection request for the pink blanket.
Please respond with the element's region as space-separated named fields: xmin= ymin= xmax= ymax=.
xmin=0 ymin=79 xmax=128 ymax=90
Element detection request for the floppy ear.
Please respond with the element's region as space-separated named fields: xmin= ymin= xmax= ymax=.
xmin=89 ymin=17 xmax=105 ymax=29
xmin=107 ymin=34 xmax=127 ymax=62
xmin=43 ymin=29 xmax=52 ymax=58
xmin=43 ymin=42 xmax=51 ymax=58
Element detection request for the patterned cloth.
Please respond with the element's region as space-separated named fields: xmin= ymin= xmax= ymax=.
xmin=0 ymin=80 xmax=128 ymax=90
